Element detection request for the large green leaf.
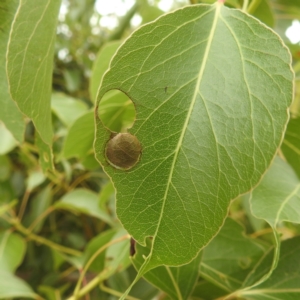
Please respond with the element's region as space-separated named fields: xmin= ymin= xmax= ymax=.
xmin=6 ymin=0 xmax=61 ymax=146
xmin=95 ymin=2 xmax=293 ymax=272
xmin=0 ymin=0 xmax=25 ymax=142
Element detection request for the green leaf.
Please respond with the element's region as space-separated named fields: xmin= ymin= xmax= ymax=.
xmin=246 ymin=157 xmax=300 ymax=289
xmin=0 ymin=231 xmax=26 ymax=272
xmin=251 ymin=0 xmax=275 ymax=28
xmin=0 ymin=270 xmax=36 ymax=299
xmin=0 ymin=122 xmax=18 ymax=155
xmin=192 ymin=280 xmax=228 ymax=300
xmin=6 ymin=0 xmax=61 ymax=146
xmin=62 ymin=111 xmax=94 ymax=159
xmin=281 ymin=117 xmax=300 ymax=178
xmin=95 ymin=2 xmax=293 ymax=271
xmin=239 ymin=236 xmax=300 ymax=299
xmin=99 ymin=181 xmax=115 ymax=210
xmin=132 ymin=240 xmax=201 ymax=300
xmin=97 ymin=90 xmax=136 ymax=132
xmin=23 ymin=186 xmax=52 ymax=233
xmin=0 ymin=155 xmax=11 ymax=182
xmin=54 ymin=188 xmax=113 ymax=225
xmin=0 ymin=0 xmax=25 ymax=143
xmin=251 ymin=157 xmax=300 ymax=227
xmin=51 ymin=93 xmax=88 ymax=127
xmin=200 ymin=218 xmax=269 ymax=293
xmin=26 ymin=169 xmax=45 ymax=191
xmin=90 ymin=41 xmax=122 ymax=102
xmin=104 ymin=229 xmax=131 ymax=274
xmin=82 ymin=229 xmax=117 ymax=272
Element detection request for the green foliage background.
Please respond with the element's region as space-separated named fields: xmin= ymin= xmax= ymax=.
xmin=0 ymin=0 xmax=300 ymax=299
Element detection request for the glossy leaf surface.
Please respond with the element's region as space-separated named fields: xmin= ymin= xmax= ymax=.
xmin=95 ymin=3 xmax=293 ymax=270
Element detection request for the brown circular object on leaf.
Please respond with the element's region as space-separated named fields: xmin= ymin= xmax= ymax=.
xmin=105 ymin=133 xmax=141 ymax=170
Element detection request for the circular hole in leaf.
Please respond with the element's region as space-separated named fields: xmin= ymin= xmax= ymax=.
xmin=98 ymin=90 xmax=135 ymax=132
xmin=105 ymin=133 xmax=141 ymax=170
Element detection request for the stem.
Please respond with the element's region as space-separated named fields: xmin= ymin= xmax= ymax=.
xmin=72 ymin=234 xmax=130 ymax=299
xmin=10 ymin=218 xmax=82 ymax=257
xmin=100 ymin=283 xmax=140 ymax=300
xmin=242 ymin=0 xmax=249 ymax=11
xmin=67 ymin=270 xmax=111 ymax=300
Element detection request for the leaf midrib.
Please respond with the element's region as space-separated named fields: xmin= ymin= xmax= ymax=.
xmin=150 ymin=3 xmax=222 ymax=258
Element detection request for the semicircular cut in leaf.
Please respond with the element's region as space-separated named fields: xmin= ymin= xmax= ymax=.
xmin=95 ymin=2 xmax=293 ymax=270
xmin=6 ymin=0 xmax=61 ymax=146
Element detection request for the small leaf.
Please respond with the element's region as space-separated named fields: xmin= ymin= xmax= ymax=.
xmin=0 ymin=270 xmax=36 ymax=299
xmin=6 ymin=0 xmax=61 ymax=146
xmin=82 ymin=229 xmax=117 ymax=272
xmin=62 ymin=111 xmax=94 ymax=159
xmin=0 ymin=231 xmax=26 ymax=272
xmin=90 ymin=41 xmax=122 ymax=102
xmin=26 ymin=169 xmax=46 ymax=191
xmin=23 ymin=186 xmax=52 ymax=233
xmin=51 ymin=93 xmax=88 ymax=127
xmin=104 ymin=229 xmax=131 ymax=275
xmin=95 ymin=2 xmax=293 ymax=272
xmin=0 ymin=123 xmax=18 ymax=155
xmin=54 ymin=189 xmax=113 ymax=225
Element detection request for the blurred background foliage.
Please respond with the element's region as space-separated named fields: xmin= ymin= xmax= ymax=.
xmin=1 ymin=0 xmax=300 ymax=299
